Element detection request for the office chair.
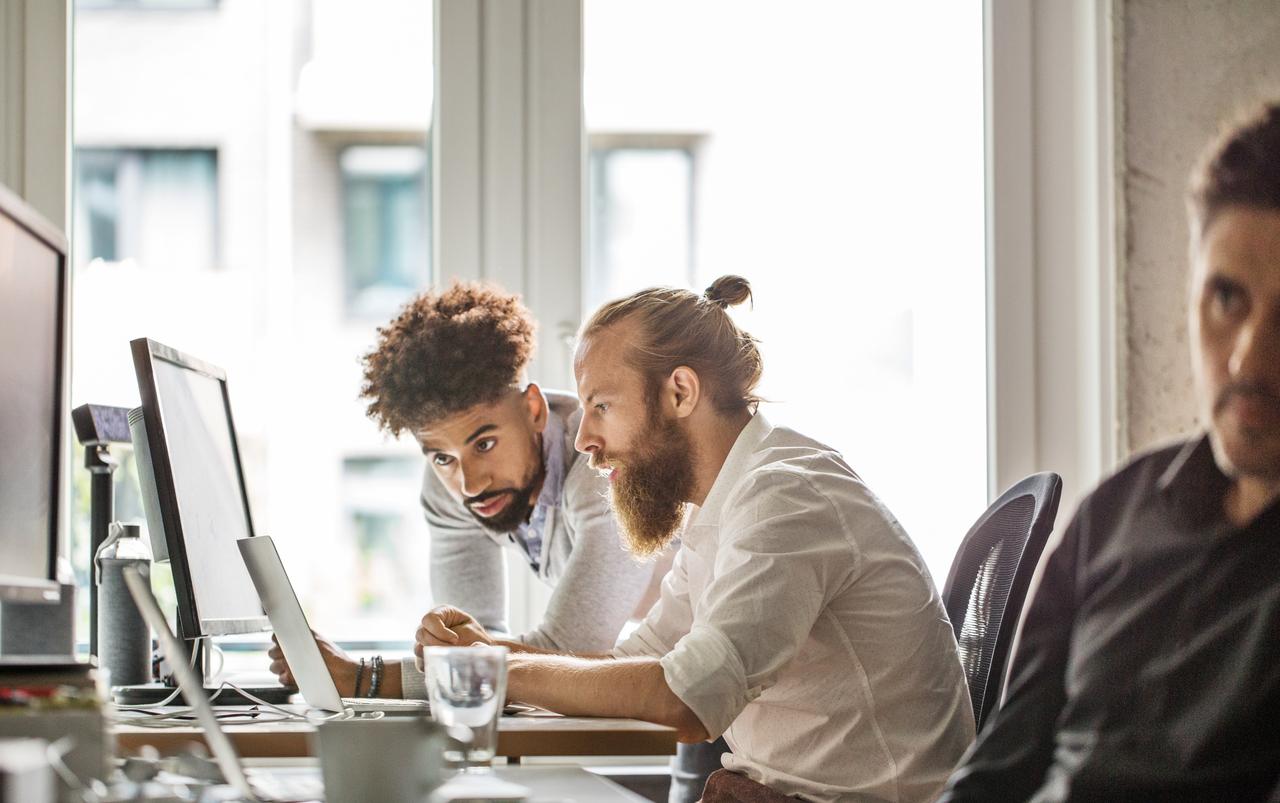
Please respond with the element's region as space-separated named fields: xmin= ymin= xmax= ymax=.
xmin=942 ymin=472 xmax=1062 ymax=733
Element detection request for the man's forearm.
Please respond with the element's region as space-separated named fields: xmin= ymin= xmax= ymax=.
xmin=493 ymin=637 xmax=608 ymax=659
xmin=506 ymin=654 xmax=709 ymax=742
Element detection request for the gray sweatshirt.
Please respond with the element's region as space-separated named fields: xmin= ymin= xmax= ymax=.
xmin=400 ymin=391 xmax=658 ymax=698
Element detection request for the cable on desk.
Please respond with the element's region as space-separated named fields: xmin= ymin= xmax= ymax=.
xmin=110 ymin=679 xmax=366 ymax=728
xmin=111 ymin=684 xmax=185 ymax=711
xmin=220 ymin=679 xmax=359 ymax=722
xmin=111 ymin=632 xmax=205 ymax=712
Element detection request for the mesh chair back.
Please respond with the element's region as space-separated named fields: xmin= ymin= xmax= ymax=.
xmin=942 ymin=472 xmax=1062 ymax=732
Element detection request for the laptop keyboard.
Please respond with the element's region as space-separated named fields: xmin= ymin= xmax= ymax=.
xmin=342 ymin=697 xmax=430 ymax=713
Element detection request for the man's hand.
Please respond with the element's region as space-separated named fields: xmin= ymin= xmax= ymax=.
xmin=413 ymin=606 xmax=494 ymax=670
xmin=268 ymin=630 xmax=359 ymax=696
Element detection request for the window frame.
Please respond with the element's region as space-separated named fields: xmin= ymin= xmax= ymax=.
xmin=984 ymin=0 xmax=1120 ymax=509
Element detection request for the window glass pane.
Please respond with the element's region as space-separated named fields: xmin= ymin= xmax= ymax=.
xmin=73 ymin=148 xmax=217 ymax=271
xmin=330 ymin=457 xmax=433 ymax=637
xmin=588 ymin=146 xmax=693 ymax=311
xmin=72 ymin=0 xmax=433 ymax=646
xmin=585 ymin=0 xmax=986 ymax=582
xmin=341 ymin=145 xmax=430 ymax=320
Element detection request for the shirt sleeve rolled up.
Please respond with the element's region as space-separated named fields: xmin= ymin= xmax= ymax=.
xmin=657 ymin=468 xmax=861 ymax=739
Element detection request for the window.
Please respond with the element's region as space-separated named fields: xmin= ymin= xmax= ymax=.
xmin=68 ymin=0 xmax=982 ymax=655
xmin=71 ymin=1 xmax=433 ymax=650
xmin=73 ymin=148 xmax=218 ymax=271
xmin=330 ymin=456 xmax=432 ymax=642
xmin=341 ymin=145 xmax=431 ymax=319
xmin=587 ymin=138 xmax=696 ymax=311
xmin=584 ymin=0 xmax=987 ymax=582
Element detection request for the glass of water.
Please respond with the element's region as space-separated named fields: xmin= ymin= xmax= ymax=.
xmin=425 ymin=645 xmax=508 ymax=769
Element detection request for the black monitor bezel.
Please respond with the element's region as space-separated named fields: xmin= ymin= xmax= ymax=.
xmin=129 ymin=337 xmax=268 ymax=638
xmin=0 ymin=183 xmax=66 ymax=605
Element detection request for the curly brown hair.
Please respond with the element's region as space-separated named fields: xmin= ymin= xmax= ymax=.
xmin=361 ymin=282 xmax=536 ymax=436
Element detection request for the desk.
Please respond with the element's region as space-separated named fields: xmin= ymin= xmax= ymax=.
xmin=429 ymin=765 xmax=650 ymax=801
xmin=236 ymin=762 xmax=651 ymax=801
xmin=115 ymin=709 xmax=677 ymax=761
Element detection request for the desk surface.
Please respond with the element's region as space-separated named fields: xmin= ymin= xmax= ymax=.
xmin=114 ymin=708 xmax=677 ymax=760
xmin=439 ymin=766 xmax=650 ymax=801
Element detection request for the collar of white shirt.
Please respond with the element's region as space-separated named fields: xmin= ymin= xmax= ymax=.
xmin=688 ymin=411 xmax=774 ymax=532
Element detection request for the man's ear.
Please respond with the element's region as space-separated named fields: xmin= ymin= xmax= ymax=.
xmin=667 ymin=367 xmax=700 ymax=419
xmin=523 ymin=383 xmax=549 ymax=433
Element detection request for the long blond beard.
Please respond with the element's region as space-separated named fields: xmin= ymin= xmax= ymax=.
xmin=607 ymin=414 xmax=695 ymax=558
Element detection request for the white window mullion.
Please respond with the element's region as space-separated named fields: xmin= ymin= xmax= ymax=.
xmin=985 ymin=0 xmax=1038 ymax=501
xmin=521 ymin=0 xmax=584 ymax=392
xmin=434 ymin=0 xmax=582 ymax=389
xmin=432 ymin=0 xmax=484 ymax=284
xmin=0 ymin=0 xmax=69 ymax=230
xmin=986 ymin=0 xmax=1120 ymax=513
xmin=433 ymin=0 xmax=583 ymax=636
xmin=480 ymin=0 xmax=526 ymax=295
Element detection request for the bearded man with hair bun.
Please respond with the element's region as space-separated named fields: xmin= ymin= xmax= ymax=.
xmin=266 ymin=281 xmax=664 ymax=705
xmin=417 ymin=275 xmax=975 ymax=802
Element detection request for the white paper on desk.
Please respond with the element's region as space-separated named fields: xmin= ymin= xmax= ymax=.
xmin=431 ymin=772 xmax=531 ymax=801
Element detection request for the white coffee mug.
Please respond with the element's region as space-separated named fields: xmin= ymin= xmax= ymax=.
xmin=314 ymin=717 xmax=447 ymax=803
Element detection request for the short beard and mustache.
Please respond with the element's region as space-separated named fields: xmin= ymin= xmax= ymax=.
xmin=607 ymin=408 xmax=696 ymax=559
xmin=465 ymin=436 xmax=546 ymax=533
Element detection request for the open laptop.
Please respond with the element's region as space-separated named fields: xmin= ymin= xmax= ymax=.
xmin=122 ymin=565 xmax=324 ymax=802
xmin=125 ymin=567 xmax=533 ymax=803
xmin=237 ymin=535 xmax=429 ymax=716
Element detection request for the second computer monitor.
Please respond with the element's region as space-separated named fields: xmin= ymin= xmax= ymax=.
xmin=0 ymin=184 xmax=67 ymax=605
xmin=130 ymin=338 xmax=268 ymax=639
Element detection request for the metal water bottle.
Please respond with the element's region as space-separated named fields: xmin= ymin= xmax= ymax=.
xmin=95 ymin=522 xmax=153 ymax=687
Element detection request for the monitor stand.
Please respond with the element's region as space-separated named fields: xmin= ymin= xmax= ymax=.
xmin=113 ymin=681 xmax=294 ymax=706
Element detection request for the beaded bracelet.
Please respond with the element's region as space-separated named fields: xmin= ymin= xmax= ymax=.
xmin=353 ymin=657 xmax=366 ymax=698
xmin=369 ymin=655 xmax=384 ymax=698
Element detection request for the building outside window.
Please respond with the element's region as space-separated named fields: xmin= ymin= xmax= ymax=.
xmin=587 ymin=138 xmax=696 ymax=312
xmin=335 ymin=456 xmax=431 ymax=641
xmin=70 ymin=0 xmax=433 ymax=650
xmin=341 ymin=145 xmax=430 ymax=320
xmin=74 ymin=148 xmax=218 ymax=272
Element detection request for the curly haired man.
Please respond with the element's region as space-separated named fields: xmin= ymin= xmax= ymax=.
xmin=267 ymin=282 xmax=663 ymax=700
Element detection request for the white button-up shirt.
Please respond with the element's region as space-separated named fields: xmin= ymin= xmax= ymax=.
xmin=614 ymin=414 xmax=974 ymax=802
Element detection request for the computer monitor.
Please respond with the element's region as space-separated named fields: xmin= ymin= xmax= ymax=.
xmin=0 ymin=184 xmax=67 ymax=605
xmin=129 ymin=338 xmax=269 ymax=638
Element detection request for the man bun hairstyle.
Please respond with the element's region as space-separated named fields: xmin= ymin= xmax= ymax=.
xmin=1189 ymin=101 xmax=1280 ymax=237
xmin=582 ymin=274 xmax=763 ymax=415
xmin=361 ymin=282 xmax=536 ymax=436
xmin=703 ymin=275 xmax=753 ymax=309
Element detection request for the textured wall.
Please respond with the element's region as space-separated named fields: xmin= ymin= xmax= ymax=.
xmin=1122 ymin=0 xmax=1280 ymax=454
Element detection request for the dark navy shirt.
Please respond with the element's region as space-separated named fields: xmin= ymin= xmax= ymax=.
xmin=943 ymin=435 xmax=1280 ymax=802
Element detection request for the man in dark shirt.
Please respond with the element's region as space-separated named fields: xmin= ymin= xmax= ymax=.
xmin=941 ymin=103 xmax=1280 ymax=801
